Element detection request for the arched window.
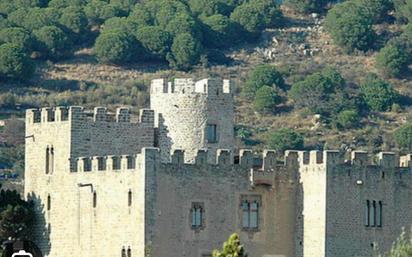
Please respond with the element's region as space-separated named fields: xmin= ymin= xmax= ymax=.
xmin=121 ymin=248 xmax=126 ymax=257
xmin=127 ymin=247 xmax=132 ymax=257
xmin=47 ymin=194 xmax=51 ymax=211
xmin=93 ymin=191 xmax=97 ymax=208
xmin=128 ymin=190 xmax=132 ymax=207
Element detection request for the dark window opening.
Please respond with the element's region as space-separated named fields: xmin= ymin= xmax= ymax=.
xmin=128 ymin=190 xmax=132 ymax=207
xmin=47 ymin=195 xmax=51 ymax=211
xmin=98 ymin=157 xmax=106 ymax=171
xmin=242 ymin=200 xmax=259 ymax=229
xmin=191 ymin=202 xmax=204 ymax=229
xmin=46 ymin=147 xmax=50 ymax=174
xmin=127 ymin=156 xmax=135 ymax=169
xmin=127 ymin=247 xmax=131 ymax=257
xmin=93 ymin=191 xmax=97 ymax=208
xmin=206 ymin=124 xmax=217 ymax=143
xmin=121 ymin=248 xmax=126 ymax=257
xmin=113 ymin=157 xmax=121 ymax=170
xmin=365 ymin=200 xmax=370 ymax=227
xmin=377 ymin=201 xmax=383 ymax=227
xmin=372 ymin=200 xmax=376 ymax=227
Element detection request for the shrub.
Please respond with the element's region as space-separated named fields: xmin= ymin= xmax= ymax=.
xmin=34 ymin=25 xmax=73 ymax=60
xmin=336 ymin=110 xmax=360 ymax=129
xmin=167 ymin=33 xmax=203 ymax=70
xmin=94 ymin=30 xmax=142 ymax=64
xmin=376 ymin=43 xmax=409 ymax=78
xmin=230 ymin=0 xmax=282 ymax=35
xmin=394 ymin=123 xmax=412 ymax=151
xmin=242 ymin=65 xmax=285 ymax=99
xmin=0 ymin=43 xmax=34 ymax=81
xmin=0 ymin=27 xmax=34 ymax=51
xmin=325 ymin=1 xmax=376 ymax=52
xmin=253 ymin=85 xmax=281 ymax=113
xmin=360 ymin=74 xmax=398 ymax=112
xmin=135 ymin=26 xmax=172 ymax=59
xmin=284 ymin=0 xmax=329 ymax=14
xmin=268 ymin=128 xmax=304 ymax=152
xmin=213 ymin=233 xmax=247 ymax=257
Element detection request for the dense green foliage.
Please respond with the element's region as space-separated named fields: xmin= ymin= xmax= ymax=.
xmin=325 ymin=1 xmax=376 ymax=53
xmin=269 ymin=128 xmax=304 ymax=152
xmin=167 ymin=33 xmax=203 ymax=70
xmin=394 ymin=0 xmax=412 ymax=23
xmin=253 ymin=85 xmax=281 ymax=113
xmin=336 ymin=110 xmax=360 ymax=129
xmin=376 ymin=43 xmax=409 ymax=78
xmin=0 ymin=43 xmax=34 ymax=81
xmin=0 ymin=184 xmax=34 ymax=241
xmin=34 ymin=26 xmax=73 ymax=60
xmin=394 ymin=123 xmax=412 ymax=151
xmin=360 ymin=74 xmax=398 ymax=112
xmin=242 ymin=64 xmax=285 ymax=99
xmin=213 ymin=233 xmax=248 ymax=257
xmin=284 ymin=0 xmax=330 ymax=14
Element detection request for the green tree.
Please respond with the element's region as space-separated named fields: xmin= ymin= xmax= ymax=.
xmin=268 ymin=128 xmax=304 ymax=152
xmin=188 ymin=0 xmax=226 ymax=16
xmin=242 ymin=64 xmax=285 ymax=99
xmin=101 ymin=17 xmax=135 ymax=34
xmin=289 ymin=68 xmax=345 ymax=114
xmin=394 ymin=0 xmax=412 ymax=23
xmin=325 ymin=1 xmax=376 ymax=52
xmin=48 ymin=0 xmax=87 ymax=8
xmin=336 ymin=110 xmax=360 ymax=129
xmin=95 ymin=30 xmax=142 ymax=64
xmin=376 ymin=43 xmax=409 ymax=78
xmin=167 ymin=33 xmax=202 ymax=70
xmin=0 ymin=43 xmax=34 ymax=81
xmin=230 ymin=0 xmax=282 ymax=35
xmin=59 ymin=6 xmax=89 ymax=41
xmin=201 ymin=14 xmax=242 ymax=48
xmin=165 ymin=13 xmax=202 ymax=39
xmin=212 ymin=233 xmax=247 ymax=257
xmin=0 ymin=27 xmax=34 ymax=51
xmin=8 ymin=7 xmax=60 ymax=31
xmin=360 ymin=74 xmax=398 ymax=112
xmin=355 ymin=0 xmax=393 ymax=22
xmin=253 ymin=85 xmax=281 ymax=113
xmin=135 ymin=26 xmax=172 ymax=59
xmin=394 ymin=123 xmax=412 ymax=151
xmin=0 ymin=184 xmax=34 ymax=241
xmin=34 ymin=26 xmax=73 ymax=60
xmin=284 ymin=0 xmax=329 ymax=14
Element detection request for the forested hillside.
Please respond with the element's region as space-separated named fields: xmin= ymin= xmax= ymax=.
xmin=1 ymin=0 xmax=412 ymax=181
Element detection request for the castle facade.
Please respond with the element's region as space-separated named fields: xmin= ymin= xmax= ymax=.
xmin=24 ymin=78 xmax=412 ymax=257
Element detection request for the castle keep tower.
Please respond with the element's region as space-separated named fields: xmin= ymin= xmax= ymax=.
xmin=150 ymin=78 xmax=235 ymax=163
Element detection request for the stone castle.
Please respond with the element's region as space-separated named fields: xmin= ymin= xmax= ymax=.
xmin=24 ymin=78 xmax=412 ymax=257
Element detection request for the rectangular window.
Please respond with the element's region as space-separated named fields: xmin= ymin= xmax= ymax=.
xmin=191 ymin=203 xmax=204 ymax=229
xmin=377 ymin=201 xmax=382 ymax=227
xmin=206 ymin=124 xmax=217 ymax=143
xmin=241 ymin=195 xmax=261 ymax=230
xmin=371 ymin=201 xmax=376 ymax=227
xmin=97 ymin=157 xmax=106 ymax=171
xmin=45 ymin=147 xmax=50 ymax=174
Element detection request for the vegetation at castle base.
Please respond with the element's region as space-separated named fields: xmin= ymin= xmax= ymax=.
xmin=212 ymin=233 xmax=247 ymax=257
xmin=0 ymin=184 xmax=34 ymax=242
xmin=394 ymin=123 xmax=412 ymax=151
xmin=381 ymin=230 xmax=412 ymax=257
xmin=268 ymin=128 xmax=304 ymax=152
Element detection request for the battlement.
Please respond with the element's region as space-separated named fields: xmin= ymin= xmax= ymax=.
xmin=150 ymin=78 xmax=233 ymax=95
xmin=73 ymin=148 xmax=299 ymax=173
xmin=26 ymin=106 xmax=155 ymax=126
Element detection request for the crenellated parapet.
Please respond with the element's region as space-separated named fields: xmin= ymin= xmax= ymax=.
xmin=150 ymin=78 xmax=233 ymax=95
xmin=26 ymin=106 xmax=155 ymax=127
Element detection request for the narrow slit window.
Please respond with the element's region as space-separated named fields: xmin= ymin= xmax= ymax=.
xmin=250 ymin=201 xmax=259 ymax=228
xmin=50 ymin=147 xmax=54 ymax=174
xmin=242 ymin=201 xmax=249 ymax=228
xmin=47 ymin=194 xmax=51 ymax=211
xmin=45 ymin=147 xmax=50 ymax=174
xmin=127 ymin=247 xmax=131 ymax=257
xmin=121 ymin=248 xmax=126 ymax=257
xmin=365 ymin=200 xmax=370 ymax=227
xmin=371 ymin=200 xmax=376 ymax=227
xmin=191 ymin=203 xmax=204 ymax=229
xmin=93 ymin=191 xmax=97 ymax=208
xmin=377 ymin=201 xmax=382 ymax=227
xmin=128 ymin=190 xmax=132 ymax=207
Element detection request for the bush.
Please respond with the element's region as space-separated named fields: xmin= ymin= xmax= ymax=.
xmin=360 ymin=74 xmax=398 ymax=112
xmin=0 ymin=43 xmax=34 ymax=81
xmin=135 ymin=26 xmax=172 ymax=59
xmin=289 ymin=67 xmax=346 ymax=114
xmin=230 ymin=0 xmax=282 ymax=35
xmin=325 ymin=1 xmax=376 ymax=52
xmin=242 ymin=65 xmax=285 ymax=99
xmin=284 ymin=0 xmax=329 ymax=14
xmin=0 ymin=27 xmax=34 ymax=51
xmin=94 ymin=30 xmax=142 ymax=64
xmin=167 ymin=33 xmax=203 ymax=70
xmin=268 ymin=128 xmax=304 ymax=152
xmin=213 ymin=233 xmax=247 ymax=257
xmin=394 ymin=123 xmax=412 ymax=151
xmin=253 ymin=85 xmax=281 ymax=113
xmin=336 ymin=110 xmax=360 ymax=129
xmin=34 ymin=25 xmax=73 ymax=60
xmin=376 ymin=43 xmax=409 ymax=78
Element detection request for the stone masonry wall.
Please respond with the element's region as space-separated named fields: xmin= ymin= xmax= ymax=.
xmin=150 ymin=78 xmax=235 ymax=163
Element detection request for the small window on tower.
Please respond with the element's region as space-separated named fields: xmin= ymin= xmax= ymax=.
xmin=45 ymin=147 xmax=50 ymax=174
xmin=93 ymin=191 xmax=97 ymax=208
xmin=191 ymin=202 xmax=205 ymax=230
xmin=128 ymin=190 xmax=132 ymax=207
xmin=206 ymin=124 xmax=217 ymax=143
xmin=47 ymin=194 xmax=51 ymax=211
